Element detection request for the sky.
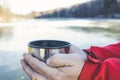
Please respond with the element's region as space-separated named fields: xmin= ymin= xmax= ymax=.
xmin=0 ymin=0 xmax=90 ymax=14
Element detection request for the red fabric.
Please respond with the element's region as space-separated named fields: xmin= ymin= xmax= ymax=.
xmin=79 ymin=42 xmax=120 ymax=80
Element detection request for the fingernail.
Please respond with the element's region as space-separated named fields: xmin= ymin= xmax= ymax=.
xmin=23 ymin=53 xmax=29 ymax=58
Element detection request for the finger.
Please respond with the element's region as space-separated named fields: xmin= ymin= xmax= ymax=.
xmin=21 ymin=59 xmax=36 ymax=78
xmin=47 ymin=53 xmax=81 ymax=67
xmin=21 ymin=59 xmax=47 ymax=80
xmin=69 ymin=44 xmax=81 ymax=53
xmin=23 ymin=53 xmax=55 ymax=77
xmin=31 ymin=53 xmax=45 ymax=62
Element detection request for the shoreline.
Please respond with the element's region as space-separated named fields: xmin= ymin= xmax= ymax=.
xmin=0 ymin=18 xmax=120 ymax=28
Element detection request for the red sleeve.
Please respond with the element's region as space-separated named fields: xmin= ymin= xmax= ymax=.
xmin=78 ymin=42 xmax=120 ymax=80
xmin=93 ymin=58 xmax=120 ymax=80
xmin=79 ymin=56 xmax=120 ymax=80
xmin=87 ymin=42 xmax=120 ymax=61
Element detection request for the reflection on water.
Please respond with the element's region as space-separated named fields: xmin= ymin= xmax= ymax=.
xmin=0 ymin=51 xmax=29 ymax=80
xmin=0 ymin=19 xmax=119 ymax=80
xmin=63 ymin=26 xmax=120 ymax=40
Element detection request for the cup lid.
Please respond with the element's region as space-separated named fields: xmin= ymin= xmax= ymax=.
xmin=28 ymin=40 xmax=71 ymax=49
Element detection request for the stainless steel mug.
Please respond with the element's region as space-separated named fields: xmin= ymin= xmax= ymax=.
xmin=28 ymin=40 xmax=71 ymax=62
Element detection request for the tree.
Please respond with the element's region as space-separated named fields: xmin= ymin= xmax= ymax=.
xmin=101 ymin=0 xmax=120 ymax=17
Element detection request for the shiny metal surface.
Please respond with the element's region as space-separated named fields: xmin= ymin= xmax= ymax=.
xmin=28 ymin=40 xmax=70 ymax=61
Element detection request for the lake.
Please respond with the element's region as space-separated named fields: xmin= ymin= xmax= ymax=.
xmin=0 ymin=18 xmax=119 ymax=80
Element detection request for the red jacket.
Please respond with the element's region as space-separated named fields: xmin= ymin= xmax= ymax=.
xmin=79 ymin=42 xmax=120 ymax=80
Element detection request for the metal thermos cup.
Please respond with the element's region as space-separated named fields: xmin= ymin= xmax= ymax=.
xmin=28 ymin=40 xmax=71 ymax=62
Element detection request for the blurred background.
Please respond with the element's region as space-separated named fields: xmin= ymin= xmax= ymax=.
xmin=0 ymin=0 xmax=120 ymax=80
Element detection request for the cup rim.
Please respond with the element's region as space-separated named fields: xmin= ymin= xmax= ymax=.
xmin=28 ymin=40 xmax=71 ymax=49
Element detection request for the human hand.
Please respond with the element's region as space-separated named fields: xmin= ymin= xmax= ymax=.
xmin=60 ymin=44 xmax=87 ymax=60
xmin=21 ymin=45 xmax=87 ymax=80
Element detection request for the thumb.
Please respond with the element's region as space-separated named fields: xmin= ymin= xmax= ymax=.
xmin=46 ymin=53 xmax=81 ymax=67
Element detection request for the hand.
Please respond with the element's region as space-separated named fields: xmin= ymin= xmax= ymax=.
xmin=21 ymin=45 xmax=87 ymax=80
xmin=60 ymin=44 xmax=87 ymax=60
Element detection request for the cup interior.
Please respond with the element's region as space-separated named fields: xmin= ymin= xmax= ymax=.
xmin=28 ymin=40 xmax=70 ymax=49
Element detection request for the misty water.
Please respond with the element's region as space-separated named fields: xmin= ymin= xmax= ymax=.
xmin=0 ymin=18 xmax=119 ymax=80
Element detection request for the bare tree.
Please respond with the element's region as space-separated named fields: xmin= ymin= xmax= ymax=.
xmin=101 ymin=0 xmax=120 ymax=17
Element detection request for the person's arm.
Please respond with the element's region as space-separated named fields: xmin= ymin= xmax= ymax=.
xmin=79 ymin=42 xmax=120 ymax=80
xmin=86 ymin=42 xmax=120 ymax=61
xmin=79 ymin=55 xmax=120 ymax=80
xmin=21 ymin=42 xmax=120 ymax=80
